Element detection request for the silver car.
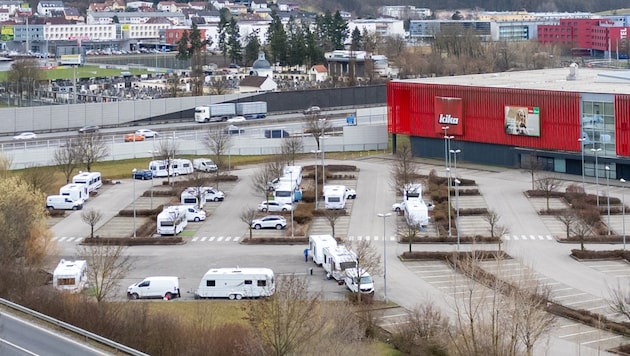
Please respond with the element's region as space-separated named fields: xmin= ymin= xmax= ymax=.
xmin=257 ymin=200 xmax=293 ymax=212
xmin=251 ymin=215 xmax=287 ymax=230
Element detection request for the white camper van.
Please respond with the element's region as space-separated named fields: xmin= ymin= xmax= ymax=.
xmin=344 ymin=268 xmax=375 ymax=295
xmin=322 ymin=245 xmax=358 ymax=283
xmin=72 ymin=172 xmax=102 ymax=192
xmin=46 ymin=195 xmax=83 ymax=210
xmin=309 ymin=234 xmax=337 ymax=265
xmin=59 ymin=183 xmax=89 ymax=202
xmin=127 ymin=276 xmax=180 ymax=300
xmin=181 ymin=187 xmax=207 ymax=208
xmin=323 ymin=185 xmax=348 ymax=209
xmin=157 ymin=205 xmax=188 ymax=235
xmin=194 ymin=267 xmax=275 ymax=300
xmin=193 ymin=158 xmax=218 ymax=172
xmin=53 ymin=259 xmax=88 ymax=292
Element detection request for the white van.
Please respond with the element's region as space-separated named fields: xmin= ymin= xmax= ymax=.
xmin=46 ymin=195 xmax=83 ymax=210
xmin=59 ymin=183 xmax=89 ymax=202
xmin=193 ymin=158 xmax=218 ymax=172
xmin=53 ymin=259 xmax=88 ymax=292
xmin=127 ymin=276 xmax=180 ymax=300
xmin=344 ymin=268 xmax=375 ymax=295
xmin=72 ymin=172 xmax=102 ymax=192
xmin=194 ymin=267 xmax=275 ymax=300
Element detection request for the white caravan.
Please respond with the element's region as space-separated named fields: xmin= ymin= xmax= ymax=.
xmin=282 ymin=165 xmax=303 ymax=186
xmin=59 ymin=183 xmax=89 ymax=202
xmin=323 ymin=185 xmax=348 ymax=209
xmin=127 ymin=276 xmax=180 ymax=300
xmin=72 ymin=171 xmax=102 ymax=192
xmin=273 ymin=182 xmax=298 ymax=205
xmin=156 ymin=205 xmax=188 ymax=235
xmin=404 ymin=199 xmax=429 ymax=227
xmin=322 ymin=245 xmax=358 ymax=283
xmin=308 ymin=234 xmax=338 ymax=265
xmin=172 ymin=159 xmax=194 ymax=175
xmin=181 ymin=187 xmax=207 ymax=209
xmin=403 ymin=183 xmax=423 ymax=201
xmin=344 ymin=268 xmax=375 ymax=294
xmin=194 ymin=267 xmax=275 ymax=300
xmin=149 ymin=160 xmax=175 ymax=178
xmin=53 ymin=259 xmax=88 ymax=292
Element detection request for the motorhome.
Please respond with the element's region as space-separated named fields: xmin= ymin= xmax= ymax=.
xmin=323 ymin=185 xmax=348 ymax=210
xmin=127 ymin=276 xmax=180 ymax=300
xmin=181 ymin=187 xmax=207 ymax=209
xmin=149 ymin=160 xmax=175 ymax=178
xmin=308 ymin=234 xmax=337 ymax=265
xmin=194 ymin=267 xmax=275 ymax=300
xmin=322 ymin=245 xmax=358 ymax=283
xmin=273 ymin=182 xmax=301 ymax=205
xmin=344 ymin=268 xmax=375 ymax=294
xmin=72 ymin=172 xmax=102 ymax=192
xmin=172 ymin=159 xmax=194 ymax=175
xmin=404 ymin=199 xmax=429 ymax=228
xmin=282 ymin=165 xmax=303 ymax=186
xmin=59 ymin=183 xmax=89 ymax=202
xmin=46 ymin=195 xmax=83 ymax=210
xmin=403 ymin=183 xmax=423 ymax=201
xmin=53 ymin=259 xmax=88 ymax=292
xmin=157 ymin=205 xmax=188 ymax=235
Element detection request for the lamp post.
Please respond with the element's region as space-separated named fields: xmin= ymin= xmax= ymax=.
xmin=132 ymin=168 xmax=137 ymax=238
xmin=578 ymin=137 xmax=587 ymax=191
xmin=455 ymin=179 xmax=461 ymax=251
xmin=443 ymin=128 xmax=454 ymax=237
xmin=621 ymin=178 xmax=627 ymax=250
xmin=311 ymin=150 xmax=321 ymax=209
xmin=319 ymin=118 xmax=326 ymax=188
xmin=450 ymin=149 xmax=461 ymax=240
xmin=291 ymin=171 xmax=294 ymax=238
xmin=377 ymin=212 xmax=392 ymax=303
xmin=591 ymin=148 xmax=602 ymax=207
xmin=606 ymin=166 xmax=611 ymax=235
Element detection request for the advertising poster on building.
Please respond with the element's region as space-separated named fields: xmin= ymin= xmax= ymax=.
xmin=504 ymin=106 xmax=540 ymax=137
xmin=434 ymin=96 xmax=463 ymax=135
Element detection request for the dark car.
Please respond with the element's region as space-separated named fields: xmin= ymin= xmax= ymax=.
xmin=133 ymin=169 xmax=153 ymax=180
xmin=78 ymin=125 xmax=100 ymax=134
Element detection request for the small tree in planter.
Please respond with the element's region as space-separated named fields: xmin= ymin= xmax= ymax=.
xmin=571 ymin=219 xmax=593 ymax=251
xmin=556 ymin=209 xmax=578 ymax=240
xmin=240 ymin=208 xmax=258 ymax=241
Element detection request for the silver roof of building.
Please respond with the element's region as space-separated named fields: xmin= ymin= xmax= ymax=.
xmin=397 ymin=65 xmax=630 ymax=95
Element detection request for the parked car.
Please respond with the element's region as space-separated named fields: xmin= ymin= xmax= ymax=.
xmin=135 ymin=129 xmax=159 ymax=138
xmin=257 ymin=200 xmax=293 ymax=212
xmin=78 ymin=125 xmax=100 ymax=133
xmin=303 ymin=106 xmax=321 ymax=115
xmin=13 ymin=132 xmax=37 ymax=140
xmin=133 ymin=169 xmax=153 ymax=180
xmin=203 ymin=186 xmax=225 ymax=202
xmin=251 ymin=215 xmax=287 ymax=230
xmin=125 ymin=133 xmax=145 ymax=142
xmin=226 ymin=116 xmax=246 ymax=123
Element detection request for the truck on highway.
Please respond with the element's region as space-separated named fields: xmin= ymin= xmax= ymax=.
xmin=194 ymin=103 xmax=236 ymax=123
xmin=236 ymin=101 xmax=267 ymax=119
xmin=59 ymin=54 xmax=84 ymax=66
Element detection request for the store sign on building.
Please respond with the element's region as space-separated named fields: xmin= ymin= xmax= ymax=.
xmin=434 ymin=96 xmax=463 ymax=135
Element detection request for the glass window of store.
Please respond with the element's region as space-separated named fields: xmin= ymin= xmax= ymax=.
xmin=581 ymin=98 xmax=615 ymax=157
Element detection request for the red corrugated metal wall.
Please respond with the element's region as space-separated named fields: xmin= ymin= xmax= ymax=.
xmin=615 ymin=95 xmax=630 ymax=157
xmin=388 ymin=81 xmax=583 ymax=151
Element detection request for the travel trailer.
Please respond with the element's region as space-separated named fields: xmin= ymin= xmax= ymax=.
xmin=322 ymin=245 xmax=358 ymax=283
xmin=59 ymin=183 xmax=89 ymax=202
xmin=52 ymin=259 xmax=88 ymax=292
xmin=127 ymin=276 xmax=180 ymax=300
xmin=172 ymin=159 xmax=194 ymax=175
xmin=156 ymin=205 xmax=188 ymax=235
xmin=323 ymin=185 xmax=348 ymax=210
xmin=149 ymin=160 xmax=175 ymax=178
xmin=404 ymin=199 xmax=429 ymax=228
xmin=181 ymin=187 xmax=207 ymax=209
xmin=194 ymin=267 xmax=275 ymax=300
xmin=308 ymin=234 xmax=338 ymax=265
xmin=72 ymin=171 xmax=102 ymax=192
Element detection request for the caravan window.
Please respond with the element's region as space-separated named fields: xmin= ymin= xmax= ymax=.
xmin=328 ymin=197 xmax=340 ymax=202
xmin=244 ymin=280 xmax=252 ymax=285
xmin=206 ymin=280 xmax=215 ymax=287
xmin=183 ymin=198 xmax=196 ymax=204
xmin=58 ymin=278 xmax=76 ymax=286
xmin=339 ymin=261 xmax=356 ymax=270
xmin=275 ymin=191 xmax=291 ymax=197
xmin=257 ymin=280 xmax=266 ymax=287
xmin=160 ymin=221 xmax=174 ymax=226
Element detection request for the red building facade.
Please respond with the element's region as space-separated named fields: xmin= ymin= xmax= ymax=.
xmin=538 ymin=18 xmax=630 ymax=57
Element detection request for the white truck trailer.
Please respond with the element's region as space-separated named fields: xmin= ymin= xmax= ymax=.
xmin=322 ymin=245 xmax=358 ymax=283
xmin=235 ymin=101 xmax=267 ymax=119
xmin=194 ymin=267 xmax=275 ymax=300
xmin=194 ymin=103 xmax=236 ymax=123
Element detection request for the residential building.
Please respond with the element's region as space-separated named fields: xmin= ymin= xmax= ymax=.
xmin=309 ymin=64 xmax=328 ymax=82
xmin=347 ymin=19 xmax=405 ymax=40
xmin=238 ymin=75 xmax=277 ymax=93
xmin=379 ymin=6 xmax=431 ymax=20
xmin=37 ymin=0 xmax=64 ymax=16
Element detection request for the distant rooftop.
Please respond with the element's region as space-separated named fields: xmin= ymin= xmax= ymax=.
xmin=398 ymin=66 xmax=630 ymax=95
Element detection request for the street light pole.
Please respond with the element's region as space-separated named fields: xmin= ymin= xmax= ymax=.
xmin=578 ymin=137 xmax=587 ymax=191
xmin=132 ymin=168 xmax=137 ymax=238
xmin=622 ymin=178 xmax=627 ymax=250
xmin=311 ymin=150 xmax=321 ymax=209
xmin=455 ymin=179 xmax=461 ymax=251
xmin=450 ymin=149 xmax=461 ymax=241
xmin=320 ymin=119 xmax=326 ymax=188
xmin=591 ymin=148 xmax=602 ymax=207
xmin=443 ymin=128 xmax=454 ymax=237
xmin=291 ymin=171 xmax=294 ymax=238
xmin=606 ymin=166 xmax=611 ymax=235
xmin=377 ymin=212 xmax=392 ymax=303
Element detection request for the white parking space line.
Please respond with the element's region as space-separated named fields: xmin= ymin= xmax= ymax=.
xmin=553 ymin=292 xmax=588 ymax=300
xmin=558 ymin=329 xmax=599 ymax=338
xmin=581 ymin=335 xmax=623 ymax=345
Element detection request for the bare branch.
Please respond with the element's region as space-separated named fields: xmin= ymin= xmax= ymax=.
xmin=77 ymin=243 xmax=133 ymax=302
xmin=81 ymin=208 xmax=103 ymax=239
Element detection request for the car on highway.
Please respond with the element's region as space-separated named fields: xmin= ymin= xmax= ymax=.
xmin=135 ymin=129 xmax=159 ymax=138
xmin=304 ymin=106 xmax=321 ymax=115
xmin=13 ymin=132 xmax=37 ymax=140
xmin=133 ymin=169 xmax=153 ymax=180
xmin=226 ymin=116 xmax=246 ymax=123
xmin=78 ymin=125 xmax=100 ymax=134
xmin=124 ymin=133 xmax=145 ymax=142
xmin=258 ymin=200 xmax=293 ymax=212
xmin=251 ymin=215 xmax=287 ymax=230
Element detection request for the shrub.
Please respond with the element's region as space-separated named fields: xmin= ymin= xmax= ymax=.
xmin=47 ymin=209 xmax=66 ymax=217
xmin=118 ymin=205 xmax=163 ymax=217
xmin=459 ymin=208 xmax=488 ymax=216
xmin=83 ymin=237 xmax=183 ymax=245
xmin=241 ymin=237 xmax=309 ymax=244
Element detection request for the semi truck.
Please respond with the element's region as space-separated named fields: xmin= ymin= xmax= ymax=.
xmin=194 ymin=104 xmax=236 ymax=123
xmin=59 ymin=54 xmax=84 ymax=66
xmin=235 ymin=101 xmax=267 ymax=119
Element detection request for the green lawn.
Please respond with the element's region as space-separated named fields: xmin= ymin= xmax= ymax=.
xmin=0 ymin=65 xmax=152 ymax=81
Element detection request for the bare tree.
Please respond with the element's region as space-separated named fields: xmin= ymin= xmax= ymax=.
xmin=7 ymin=58 xmax=44 ymax=106
xmin=607 ymin=280 xmax=630 ymax=321
xmin=166 ymin=74 xmax=181 ymax=97
xmin=483 ymin=210 xmax=510 ymax=239
xmin=323 ymin=209 xmax=343 ymax=238
xmin=571 ymin=219 xmax=592 ymax=251
xmin=350 ymin=239 xmax=382 ymax=303
xmin=522 ymin=152 xmax=544 ymax=191
xmin=535 ymin=175 xmax=561 ymax=211
xmin=556 ymin=209 xmax=578 ymax=239
xmin=204 ymin=125 xmax=232 ymax=189
xmin=281 ymin=136 xmax=304 ymax=166
xmin=21 ymin=166 xmax=55 ymax=194
xmin=303 ymin=114 xmax=332 ymax=150
xmin=397 ymin=217 xmax=420 ymax=253
xmin=208 ymin=78 xmax=230 ymax=95
xmin=75 ymin=133 xmax=109 ymax=172
xmin=240 ymin=207 xmax=257 ymax=240
xmin=53 ymin=139 xmax=80 ymax=183
xmin=186 ymin=170 xmax=211 ymax=188
xmin=247 ymin=274 xmax=326 ymax=355
xmin=154 ymin=136 xmax=179 ymax=186
xmin=391 ymin=303 xmax=450 ymax=355
xmin=390 ymin=144 xmax=418 ymax=196
xmin=77 ymin=243 xmax=132 ymax=302
xmin=81 ymin=209 xmax=103 ymax=239
xmin=251 ymin=159 xmax=283 ymax=201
